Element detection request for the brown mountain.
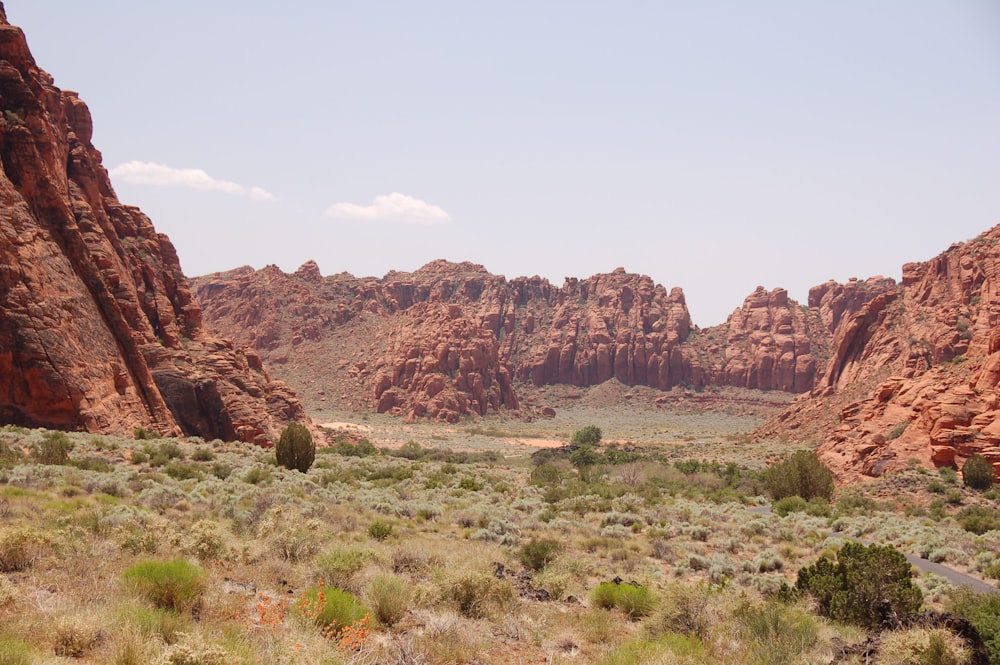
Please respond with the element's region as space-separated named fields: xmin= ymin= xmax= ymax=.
xmin=191 ymin=259 xmax=890 ymax=422
xmin=0 ymin=6 xmax=306 ymax=443
xmin=759 ymin=225 xmax=1000 ymax=481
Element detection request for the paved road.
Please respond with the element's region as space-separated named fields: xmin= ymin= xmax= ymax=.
xmin=747 ymin=504 xmax=998 ymax=594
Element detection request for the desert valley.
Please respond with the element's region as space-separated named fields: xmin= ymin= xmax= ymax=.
xmin=2 ymin=3 xmax=1000 ymax=664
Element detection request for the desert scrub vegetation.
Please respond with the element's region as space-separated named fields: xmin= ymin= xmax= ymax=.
xmin=0 ymin=423 xmax=994 ymax=663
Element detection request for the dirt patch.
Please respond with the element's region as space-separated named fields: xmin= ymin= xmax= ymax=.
xmin=318 ymin=421 xmax=373 ymax=433
xmin=507 ymin=438 xmax=564 ymax=449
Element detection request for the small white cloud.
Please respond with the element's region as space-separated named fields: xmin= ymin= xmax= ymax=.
xmin=325 ymin=192 xmax=451 ymax=224
xmin=110 ymin=161 xmax=275 ymax=201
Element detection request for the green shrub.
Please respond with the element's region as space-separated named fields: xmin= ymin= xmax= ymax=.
xmin=765 ymin=450 xmax=834 ymax=501
xmin=570 ymin=445 xmax=601 ymax=471
xmin=795 ymin=542 xmax=922 ymax=629
xmin=458 ymin=476 xmax=484 ymax=491
xmin=956 ymin=505 xmax=1000 ymax=535
xmin=0 ymin=638 xmax=33 ymax=665
xmin=242 ymin=465 xmax=272 ymax=485
xmin=368 ymin=519 xmax=393 ymax=541
xmin=948 ymin=588 xmax=1000 ymax=664
xmin=530 ymin=461 xmax=571 ymax=485
xmin=773 ymin=495 xmax=808 ymax=516
xmin=887 ymin=421 xmax=909 ymax=441
xmin=121 ymin=558 xmax=207 ymax=612
xmin=315 ymin=547 xmax=370 ymax=590
xmin=298 ymin=585 xmax=369 ymax=634
xmin=571 ymin=425 xmax=603 ymax=447
xmin=394 ymin=440 xmax=424 ymax=460
xmin=190 ymin=447 xmax=215 ymax=462
xmin=133 ymin=427 xmax=155 ymax=440
xmin=69 ymin=456 xmax=113 ymax=472
xmin=211 ymin=462 xmax=233 ymax=479
xmin=329 ymin=437 xmax=378 ymax=457
xmin=276 ymin=422 xmax=315 ymax=473
xmin=518 ymin=538 xmax=563 ymax=571
xmin=366 ymin=574 xmax=411 ymax=626
xmin=31 ymin=431 xmax=74 ymax=464
xmin=962 ymin=455 xmax=996 ymax=490
xmin=163 ymin=462 xmax=203 ymax=481
xmin=590 ymin=582 xmax=656 ymax=620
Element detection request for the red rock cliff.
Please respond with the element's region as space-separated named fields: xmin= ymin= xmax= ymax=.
xmin=192 ymin=260 xmax=885 ymax=421
xmin=759 ymin=226 xmax=1000 ymax=482
xmin=0 ymin=6 xmax=306 ymax=443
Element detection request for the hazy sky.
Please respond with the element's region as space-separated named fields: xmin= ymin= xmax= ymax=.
xmin=7 ymin=1 xmax=1000 ymax=325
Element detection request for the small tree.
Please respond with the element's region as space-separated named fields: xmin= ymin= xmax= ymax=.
xmin=276 ymin=423 xmax=315 ymax=473
xmin=962 ymin=454 xmax=996 ymax=490
xmin=765 ymin=450 xmax=834 ymax=501
xmin=796 ymin=542 xmax=922 ymax=629
xmin=570 ymin=425 xmax=602 ymax=448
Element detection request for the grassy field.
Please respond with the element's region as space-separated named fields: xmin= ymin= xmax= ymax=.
xmin=0 ymin=407 xmax=997 ymax=664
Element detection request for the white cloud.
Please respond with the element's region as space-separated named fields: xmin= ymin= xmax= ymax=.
xmin=325 ymin=192 xmax=451 ymax=224
xmin=109 ymin=161 xmax=275 ymax=201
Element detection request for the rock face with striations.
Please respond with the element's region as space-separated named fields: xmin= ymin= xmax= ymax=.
xmin=0 ymin=6 xmax=306 ymax=443
xmin=192 ymin=259 xmax=885 ymax=422
xmin=759 ymin=226 xmax=1000 ymax=482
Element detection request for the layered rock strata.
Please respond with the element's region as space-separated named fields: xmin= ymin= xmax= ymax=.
xmin=193 ymin=260 xmax=885 ymax=422
xmin=0 ymin=6 xmax=306 ymax=443
xmin=760 ymin=227 xmax=1000 ymax=481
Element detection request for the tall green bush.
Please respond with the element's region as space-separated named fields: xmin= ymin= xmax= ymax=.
xmin=298 ymin=585 xmax=369 ymax=633
xmin=121 ymin=558 xmax=207 ymax=613
xmin=962 ymin=454 xmax=996 ymax=490
xmin=765 ymin=450 xmax=834 ymax=501
xmin=571 ymin=425 xmax=602 ymax=447
xmin=795 ymin=542 xmax=922 ymax=629
xmin=276 ymin=422 xmax=315 ymax=473
xmin=590 ymin=581 xmax=655 ymax=620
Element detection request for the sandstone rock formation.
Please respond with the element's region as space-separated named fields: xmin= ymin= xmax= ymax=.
xmin=193 ymin=259 xmax=886 ymax=422
xmin=759 ymin=227 xmax=1000 ymax=482
xmin=0 ymin=6 xmax=306 ymax=444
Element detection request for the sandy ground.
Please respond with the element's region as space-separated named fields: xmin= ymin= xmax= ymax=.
xmin=506 ymin=438 xmax=563 ymax=448
xmin=318 ymin=421 xmax=373 ymax=433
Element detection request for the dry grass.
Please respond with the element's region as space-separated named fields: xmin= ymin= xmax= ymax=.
xmin=0 ymin=412 xmax=993 ymax=664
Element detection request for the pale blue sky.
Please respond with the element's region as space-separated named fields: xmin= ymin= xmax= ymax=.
xmin=8 ymin=1 xmax=1000 ymax=325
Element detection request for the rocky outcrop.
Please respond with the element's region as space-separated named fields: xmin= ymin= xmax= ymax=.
xmin=193 ymin=259 xmax=887 ymax=421
xmin=759 ymin=227 xmax=1000 ymax=482
xmin=371 ymin=303 xmax=519 ymax=422
xmin=0 ymin=6 xmax=306 ymax=444
xmin=511 ymin=268 xmax=693 ymax=390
